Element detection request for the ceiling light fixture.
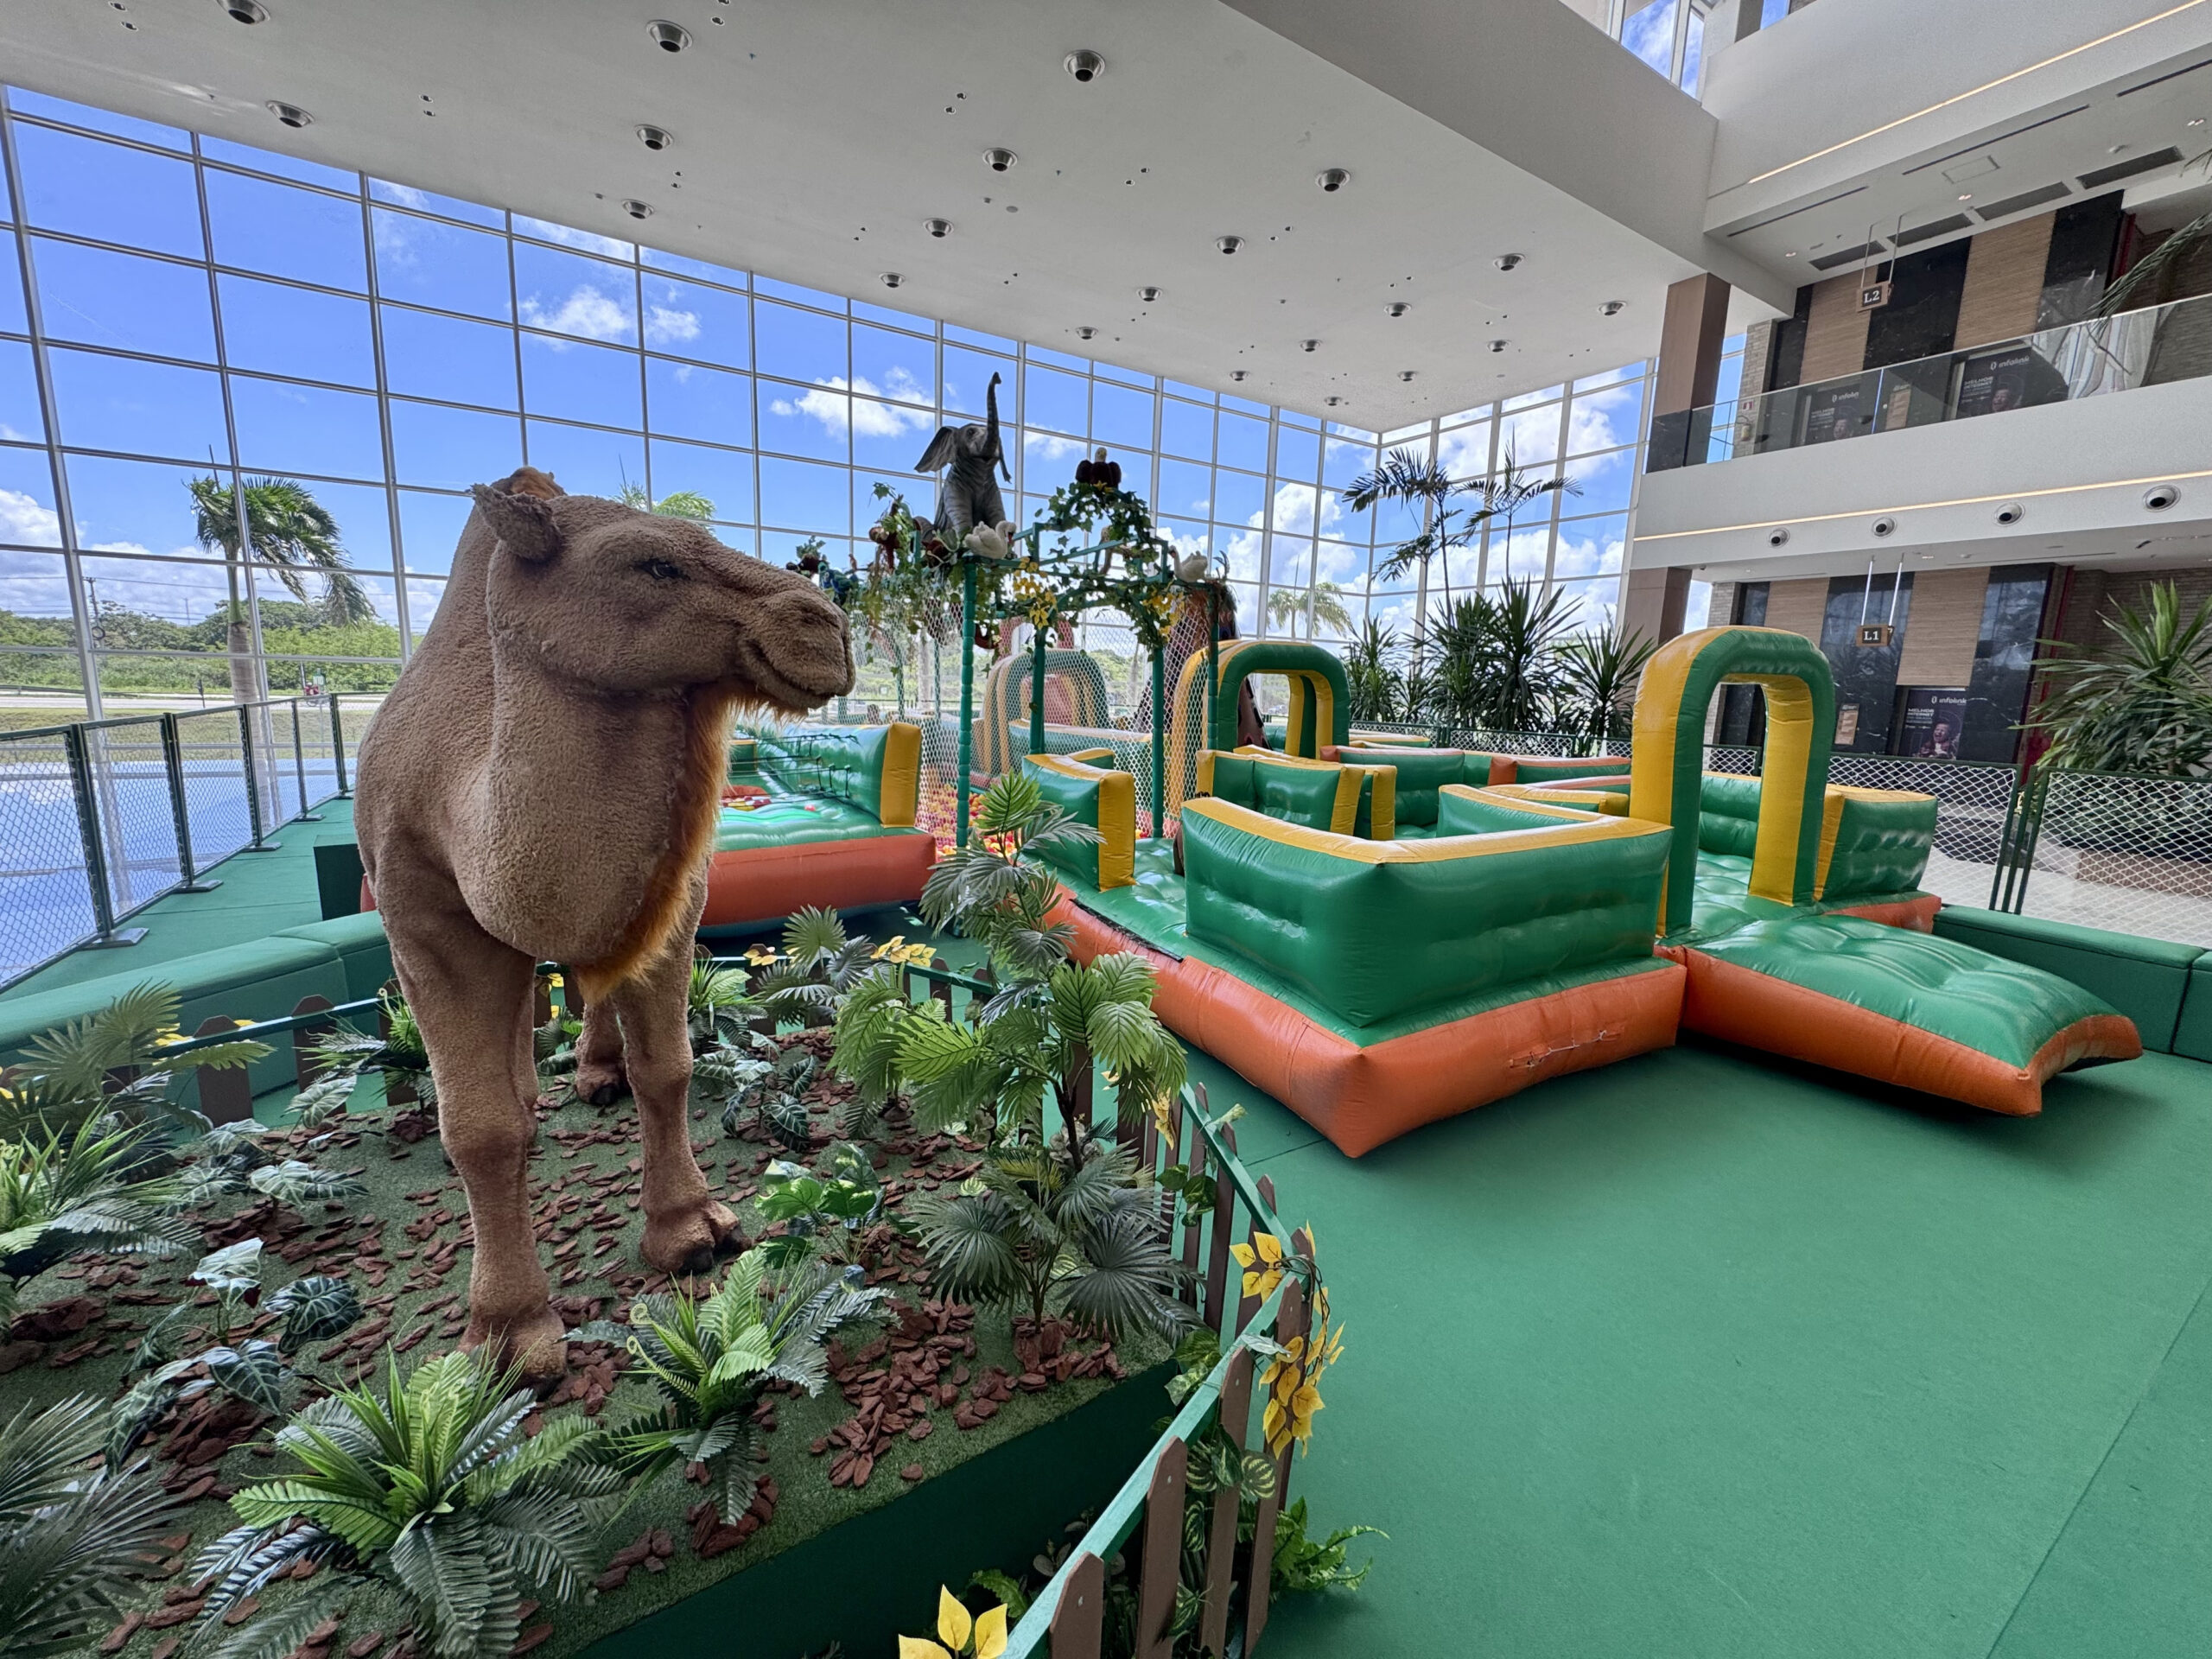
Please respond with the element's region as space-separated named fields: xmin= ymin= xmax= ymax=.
xmin=1076 ymin=326 xmax=1097 ymax=340
xmin=1488 ymin=339 xmax=1508 ymax=353
xmin=220 ymin=0 xmax=268 ymax=22
xmin=1300 ymin=339 xmax=1319 ymax=352
xmin=1494 ymin=252 xmax=1522 ymax=271
xmin=620 ymin=200 xmax=653 ymax=219
xmin=1397 ymin=371 xmax=1415 ymax=382
xmin=1315 ymin=167 xmax=1351 ymax=193
xmin=1064 ymin=48 xmax=1106 ymax=83
xmin=983 ymin=147 xmax=1018 ymax=173
xmin=1230 ymin=370 xmax=1249 ymax=381
xmin=1138 ymin=285 xmax=1161 ymax=302
xmin=879 ymin=272 xmax=905 ymax=289
xmin=1598 ymin=300 xmax=1624 ymax=316
xmin=637 ymin=124 xmax=673 ymax=151
xmin=1325 ymin=396 xmax=1344 ymax=406
xmin=645 ymin=20 xmax=690 ymax=51
xmin=923 ymin=217 xmax=951 ymax=238
xmin=265 ymin=101 xmax=312 ymax=128
xmin=1385 ymin=302 xmax=1409 ymax=317
xmin=1216 ymin=235 xmax=1244 ymax=254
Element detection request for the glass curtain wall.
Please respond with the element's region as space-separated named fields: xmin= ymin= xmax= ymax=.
xmin=0 ymin=82 xmax=1652 ymax=722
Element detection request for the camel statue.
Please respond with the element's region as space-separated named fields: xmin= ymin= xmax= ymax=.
xmin=355 ymin=469 xmax=854 ymax=1376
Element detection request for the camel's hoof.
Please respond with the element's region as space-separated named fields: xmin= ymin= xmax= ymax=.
xmin=458 ymin=1304 xmax=568 ymax=1382
xmin=575 ymin=1062 xmax=626 ymax=1108
xmin=643 ymin=1199 xmax=746 ymax=1277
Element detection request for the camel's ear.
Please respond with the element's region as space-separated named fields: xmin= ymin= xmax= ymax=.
xmin=469 ymin=483 xmax=563 ymax=563
xmin=913 ymin=428 xmax=958 ymax=474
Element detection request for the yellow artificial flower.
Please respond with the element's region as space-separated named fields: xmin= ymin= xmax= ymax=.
xmin=899 ymin=1586 xmax=1008 ymax=1658
xmin=1257 ymin=1287 xmax=1344 ymax=1459
xmin=1229 ymin=1230 xmax=1286 ymax=1300
xmin=545 ymin=973 xmax=564 ymax=989
xmin=973 ymin=1605 xmax=1007 ymax=1659
xmin=872 ymin=935 xmax=910 ymax=961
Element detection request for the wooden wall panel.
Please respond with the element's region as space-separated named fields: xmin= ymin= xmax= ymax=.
xmin=1763 ymin=575 xmax=1832 ymax=643
xmin=1799 ymin=276 xmax=1872 ymax=383
xmin=1897 ymin=568 xmax=1990 ymax=686
xmin=1955 ymin=215 xmax=2056 ymax=349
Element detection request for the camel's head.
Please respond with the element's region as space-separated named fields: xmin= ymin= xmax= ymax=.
xmin=469 ymin=481 xmax=855 ymax=712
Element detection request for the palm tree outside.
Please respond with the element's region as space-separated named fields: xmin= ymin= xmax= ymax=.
xmin=187 ymin=474 xmax=369 ymax=706
xmin=1265 ymin=580 xmax=1355 ymax=639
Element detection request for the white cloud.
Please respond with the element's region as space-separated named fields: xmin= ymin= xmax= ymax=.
xmin=1436 ymin=423 xmax=1490 ymax=479
xmin=518 ymin=285 xmax=633 ymax=343
xmin=769 ymin=375 xmax=933 ymax=440
xmin=1023 ymin=431 xmax=1084 ymax=461
xmin=1263 ymin=482 xmax=1343 ymax=538
xmin=644 ymin=304 xmax=701 ymax=346
xmin=0 ymin=489 xmax=63 ymax=548
xmin=0 ymin=423 xmax=35 ymax=443
xmin=1567 ymin=380 xmax=1641 ymax=454
xmin=514 ymin=218 xmax=632 ymax=259
xmin=378 ymin=182 xmax=431 ymax=210
xmin=1550 ymin=525 xmax=1624 ymax=581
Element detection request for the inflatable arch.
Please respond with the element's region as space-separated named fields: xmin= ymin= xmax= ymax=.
xmin=1630 ymin=626 xmax=1836 ymax=936
xmin=1163 ymin=639 xmax=1351 ymax=813
xmin=972 ymin=649 xmax=1113 ymax=777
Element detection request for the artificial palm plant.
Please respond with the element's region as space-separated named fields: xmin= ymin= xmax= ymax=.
xmin=1342 ymin=618 xmax=1403 ymax=724
xmin=0 ymin=982 xmax=267 ymax=1142
xmin=582 ymin=1249 xmax=884 ymax=1524
xmin=615 ymin=483 xmax=715 ymax=521
xmin=0 ymin=1395 xmax=181 ymax=1659
xmin=1554 ymin=620 xmax=1656 ymax=747
xmin=188 ymin=1350 xmax=626 ymax=1659
xmin=1346 ymin=451 xmax=1577 ymax=634
xmin=0 ymin=1124 xmax=196 ymax=1326
xmin=2025 ymin=581 xmax=2212 ymax=776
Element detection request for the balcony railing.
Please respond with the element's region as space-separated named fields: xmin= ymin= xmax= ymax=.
xmin=1648 ymin=289 xmax=2212 ymax=470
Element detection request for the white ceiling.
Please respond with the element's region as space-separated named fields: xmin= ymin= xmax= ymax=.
xmin=1692 ymin=520 xmax=2212 ymax=586
xmin=0 ymin=0 xmax=1732 ymax=425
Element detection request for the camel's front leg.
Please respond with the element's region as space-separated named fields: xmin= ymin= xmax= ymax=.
xmin=608 ymin=923 xmax=744 ymax=1276
xmin=389 ymin=915 xmax=566 ymax=1378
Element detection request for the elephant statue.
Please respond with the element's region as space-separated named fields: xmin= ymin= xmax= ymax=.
xmin=914 ymin=371 xmax=1010 ymax=543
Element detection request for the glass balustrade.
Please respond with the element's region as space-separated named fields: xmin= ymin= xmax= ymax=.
xmin=1648 ymin=289 xmax=2212 ymax=470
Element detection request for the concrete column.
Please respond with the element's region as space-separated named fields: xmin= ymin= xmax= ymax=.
xmin=1622 ymin=566 xmax=1692 ymax=645
xmin=1648 ymin=272 xmax=1732 ymax=472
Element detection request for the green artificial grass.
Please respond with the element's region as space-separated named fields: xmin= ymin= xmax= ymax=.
xmin=1242 ymin=1037 xmax=2212 ymax=1659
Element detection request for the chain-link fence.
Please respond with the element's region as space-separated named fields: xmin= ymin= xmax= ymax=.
xmin=2007 ymin=771 xmax=2212 ymax=948
xmin=0 ymin=695 xmax=360 ymax=989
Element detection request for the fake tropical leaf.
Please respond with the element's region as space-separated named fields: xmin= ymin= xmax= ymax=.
xmin=264 ymin=1274 xmax=363 ymax=1355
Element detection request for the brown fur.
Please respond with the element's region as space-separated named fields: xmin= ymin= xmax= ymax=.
xmin=354 ymin=471 xmax=853 ymax=1376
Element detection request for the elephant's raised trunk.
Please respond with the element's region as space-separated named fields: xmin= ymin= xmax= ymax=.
xmin=987 ymin=372 xmax=1010 ymax=481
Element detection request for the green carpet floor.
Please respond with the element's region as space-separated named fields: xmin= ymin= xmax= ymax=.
xmin=11 ymin=825 xmax=2207 ymax=1656
xmin=1 ymin=798 xmax=360 ymax=1001
xmin=1221 ymin=1039 xmax=2212 ymax=1659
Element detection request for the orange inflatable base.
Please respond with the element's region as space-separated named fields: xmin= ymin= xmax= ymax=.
xmin=1669 ymin=946 xmax=2143 ymax=1116
xmin=1054 ymin=897 xmax=1687 ymax=1158
xmin=1827 ymin=893 xmax=1940 ymax=931
xmin=702 ymin=834 xmax=936 ymax=929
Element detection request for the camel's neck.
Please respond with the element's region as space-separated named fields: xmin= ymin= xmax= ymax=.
xmin=473 ymin=651 xmax=733 ymax=978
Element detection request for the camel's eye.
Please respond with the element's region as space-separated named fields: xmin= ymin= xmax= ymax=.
xmin=638 ymin=557 xmax=683 ymax=582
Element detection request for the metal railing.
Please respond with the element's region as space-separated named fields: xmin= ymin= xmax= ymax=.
xmin=1649 ymin=289 xmax=2212 ymax=469
xmin=0 ymin=694 xmax=364 ymax=990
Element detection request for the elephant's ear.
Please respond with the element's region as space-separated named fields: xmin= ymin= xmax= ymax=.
xmin=913 ymin=427 xmax=959 ymax=474
xmin=469 ymin=481 xmax=563 ymax=563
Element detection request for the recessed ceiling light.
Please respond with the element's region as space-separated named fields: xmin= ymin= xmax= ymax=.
xmin=1784 ymin=250 xmax=1797 ymax=257
xmin=983 ymin=147 xmax=1018 ymax=173
xmin=1598 ymin=300 xmax=1624 ymax=316
xmin=1076 ymin=326 xmax=1096 ymax=340
xmin=220 ymin=0 xmax=268 ymax=22
xmin=1494 ymin=253 xmax=1522 ymax=271
xmin=645 ymin=19 xmax=690 ymax=51
xmin=1315 ymin=168 xmax=1351 ymax=193
xmin=637 ymin=124 xmax=674 ymax=151
xmin=1216 ymin=235 xmax=1245 ymax=255
xmin=265 ymin=101 xmax=312 ymax=128
xmin=1064 ymin=49 xmax=1106 ymax=83
xmin=1958 ymin=193 xmax=1973 ymax=200
xmin=1230 ymin=370 xmax=1249 ymax=381
xmin=621 ymin=200 xmax=652 ymax=219
xmin=1385 ymin=302 xmax=1408 ymax=318
xmin=1397 ymin=371 xmax=1415 ymax=382
xmin=2191 ymin=117 xmax=2207 ymax=127
xmin=1488 ymin=339 xmax=1508 ymax=353
xmin=923 ymin=217 xmax=951 ymax=238
xmin=1137 ymin=285 xmax=1161 ymax=302
xmin=1300 ymin=339 xmax=1319 ymax=352
xmin=1325 ymin=396 xmax=1344 ymax=406
xmin=879 ymin=272 xmax=905 ymax=289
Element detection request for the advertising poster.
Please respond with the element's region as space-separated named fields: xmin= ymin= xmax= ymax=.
xmin=1897 ymin=687 xmax=1969 ymax=759
xmin=1802 ymin=380 xmax=1864 ymax=444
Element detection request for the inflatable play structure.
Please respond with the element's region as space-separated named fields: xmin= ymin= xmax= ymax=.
xmin=1039 ymin=626 xmax=2142 ymax=1154
xmin=703 ymin=724 xmax=937 ymax=928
